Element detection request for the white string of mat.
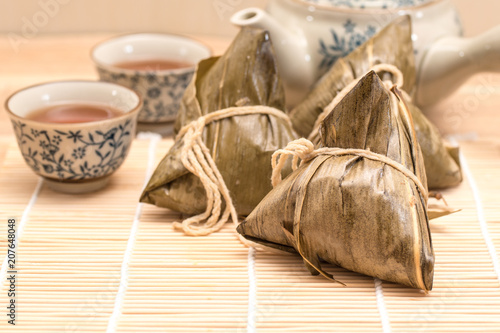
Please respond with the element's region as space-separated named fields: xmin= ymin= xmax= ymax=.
xmin=247 ymin=246 xmax=257 ymax=333
xmin=106 ymin=132 xmax=162 ymax=333
xmin=449 ymin=137 xmax=500 ymax=287
xmin=0 ymin=177 xmax=43 ymax=291
xmin=374 ymin=278 xmax=392 ymax=333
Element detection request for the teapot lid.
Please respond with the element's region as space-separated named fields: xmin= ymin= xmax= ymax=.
xmin=301 ymin=0 xmax=434 ymax=9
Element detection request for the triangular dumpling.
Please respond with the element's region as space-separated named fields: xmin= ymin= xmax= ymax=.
xmin=238 ymin=71 xmax=434 ymax=290
xmin=141 ymin=28 xmax=297 ymax=218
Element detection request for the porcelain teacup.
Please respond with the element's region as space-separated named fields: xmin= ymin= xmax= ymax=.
xmin=5 ymin=80 xmax=142 ymax=194
xmin=91 ymin=33 xmax=211 ymax=133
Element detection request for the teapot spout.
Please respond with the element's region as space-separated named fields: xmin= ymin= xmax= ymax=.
xmin=231 ymin=8 xmax=314 ymax=106
xmin=415 ymin=25 xmax=500 ymax=108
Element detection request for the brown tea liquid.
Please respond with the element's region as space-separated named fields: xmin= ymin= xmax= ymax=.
xmin=26 ymin=103 xmax=124 ymax=124
xmin=114 ymin=59 xmax=193 ymax=71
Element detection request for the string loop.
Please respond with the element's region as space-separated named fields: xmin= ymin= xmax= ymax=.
xmin=173 ymin=106 xmax=292 ymax=240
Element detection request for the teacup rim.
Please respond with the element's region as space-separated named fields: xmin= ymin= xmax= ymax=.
xmin=90 ymin=32 xmax=213 ymax=75
xmin=5 ymin=79 xmax=143 ymax=128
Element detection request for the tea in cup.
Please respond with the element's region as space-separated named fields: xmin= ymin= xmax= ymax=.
xmin=91 ymin=33 xmax=211 ymax=132
xmin=5 ymin=80 xmax=142 ymax=193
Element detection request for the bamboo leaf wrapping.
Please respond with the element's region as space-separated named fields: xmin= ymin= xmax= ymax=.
xmin=140 ymin=28 xmax=298 ymax=216
xmin=238 ymin=72 xmax=435 ymax=290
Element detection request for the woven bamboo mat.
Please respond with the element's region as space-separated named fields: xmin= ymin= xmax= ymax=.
xmin=0 ymin=136 xmax=499 ymax=333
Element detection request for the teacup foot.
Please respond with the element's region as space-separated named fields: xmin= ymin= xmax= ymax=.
xmin=44 ymin=177 xmax=110 ymax=194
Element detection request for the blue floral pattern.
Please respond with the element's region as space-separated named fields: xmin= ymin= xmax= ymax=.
xmin=303 ymin=0 xmax=430 ymax=8
xmin=318 ymin=19 xmax=377 ymax=73
xmin=12 ymin=119 xmax=133 ymax=180
xmin=97 ymin=68 xmax=193 ymax=123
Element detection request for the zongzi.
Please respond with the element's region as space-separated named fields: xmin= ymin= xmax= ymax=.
xmin=238 ymin=71 xmax=434 ymax=290
xmin=140 ymin=27 xmax=298 ymax=236
xmin=290 ymin=15 xmax=462 ymax=189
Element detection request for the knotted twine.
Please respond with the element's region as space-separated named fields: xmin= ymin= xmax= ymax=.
xmin=172 ymin=105 xmax=293 ymax=239
xmin=271 ymin=138 xmax=428 ymax=200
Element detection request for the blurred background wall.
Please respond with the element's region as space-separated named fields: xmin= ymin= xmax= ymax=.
xmin=0 ymin=0 xmax=498 ymax=38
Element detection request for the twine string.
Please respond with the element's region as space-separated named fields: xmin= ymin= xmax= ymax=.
xmin=271 ymin=138 xmax=428 ymax=200
xmin=173 ymin=106 xmax=292 ymax=239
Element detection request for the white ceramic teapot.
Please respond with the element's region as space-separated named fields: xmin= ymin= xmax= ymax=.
xmin=231 ymin=0 xmax=500 ymax=107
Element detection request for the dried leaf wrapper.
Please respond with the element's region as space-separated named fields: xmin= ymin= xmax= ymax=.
xmin=140 ymin=28 xmax=298 ymax=236
xmin=238 ymin=71 xmax=435 ymax=290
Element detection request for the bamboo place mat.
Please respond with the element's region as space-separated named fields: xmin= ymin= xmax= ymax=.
xmin=0 ymin=135 xmax=499 ymax=333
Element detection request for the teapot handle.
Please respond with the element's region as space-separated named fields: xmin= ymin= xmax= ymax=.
xmin=415 ymin=25 xmax=500 ymax=108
